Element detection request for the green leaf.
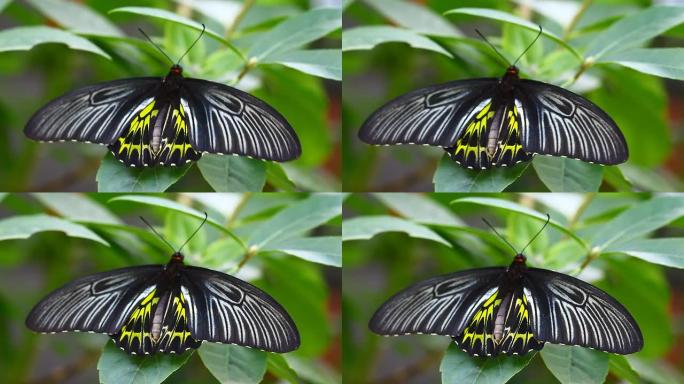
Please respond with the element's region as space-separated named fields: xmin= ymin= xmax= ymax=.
xmin=599 ymin=48 xmax=684 ymax=81
xmin=532 ymin=156 xmax=603 ymax=192
xmin=342 ymin=215 xmax=449 ymax=246
xmin=440 ymin=344 xmax=534 ymax=384
xmin=540 ymin=344 xmax=609 ymax=384
xmin=604 ymin=238 xmax=684 ymax=268
xmin=450 ymin=197 xmax=586 ymax=247
xmin=0 ymin=0 xmax=12 ymax=13
xmin=263 ymin=49 xmax=341 ymax=80
xmin=433 ymin=156 xmax=530 ymax=192
xmin=33 ymin=193 xmax=121 ymax=224
xmin=249 ymin=8 xmax=341 ymax=61
xmin=590 ymin=195 xmax=684 ymax=248
xmin=26 ymin=0 xmax=123 ymax=37
xmin=0 ymin=26 xmax=110 ymax=58
xmin=264 ymin=236 xmax=341 ymax=267
xmin=265 ymin=163 xmax=297 ymax=191
xmin=342 ymin=26 xmax=452 ymax=57
xmin=373 ymin=193 xmax=464 ymax=226
xmin=444 ymin=8 xmax=580 ymax=59
xmin=109 ymin=6 xmax=242 ymax=58
xmin=625 ymin=356 xmax=683 ymax=384
xmin=618 ymin=164 xmax=680 ymax=192
xmin=248 ymin=194 xmax=342 ymax=248
xmin=197 ymin=343 xmax=267 ymax=384
xmin=609 ymin=355 xmax=641 ymax=384
xmin=96 ymin=154 xmax=191 ymax=192
xmin=0 ymin=214 xmax=107 ymax=245
xmin=197 ymin=155 xmax=266 ymax=192
xmin=365 ymin=0 xmax=461 ymax=38
xmin=586 ymin=5 xmax=684 ymax=60
xmin=98 ymin=341 xmax=192 ymax=384
xmin=108 ymin=195 xmax=225 ymax=229
xmin=267 ymin=354 xmax=299 ymax=383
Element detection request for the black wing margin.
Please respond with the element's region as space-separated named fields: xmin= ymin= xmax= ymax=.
xmin=517 ymin=80 xmax=628 ymax=165
xmin=523 ymin=268 xmax=643 ymax=354
xmin=369 ymin=268 xmax=504 ymax=337
xmin=181 ymin=79 xmax=301 ymax=162
xmin=359 ymin=79 xmax=496 ymax=147
xmin=26 ymin=266 xmax=161 ymax=334
xmin=181 ymin=266 xmax=300 ymax=353
xmin=25 ymin=78 xmax=160 ymax=145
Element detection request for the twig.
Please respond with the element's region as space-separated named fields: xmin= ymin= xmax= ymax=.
xmin=236 ymin=245 xmax=259 ymax=271
xmin=563 ymin=0 xmax=594 ymax=40
xmin=26 ymin=350 xmax=99 ymax=384
xmin=232 ymin=57 xmax=258 ymax=86
xmin=577 ymin=246 xmax=601 ymax=274
xmin=226 ymin=0 xmax=256 ymax=38
xmin=568 ymin=193 xmax=595 ymax=230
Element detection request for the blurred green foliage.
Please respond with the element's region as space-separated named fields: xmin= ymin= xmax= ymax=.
xmin=342 ymin=0 xmax=684 ymax=192
xmin=343 ymin=193 xmax=684 ymax=383
xmin=0 ymin=192 xmax=341 ymax=383
xmin=0 ymin=0 xmax=341 ymax=192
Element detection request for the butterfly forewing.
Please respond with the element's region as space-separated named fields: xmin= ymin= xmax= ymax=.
xmin=369 ymin=268 xmax=504 ymax=337
xmin=359 ymin=80 xmax=496 ymax=147
xmin=517 ymin=80 xmax=628 ymax=164
xmin=523 ymin=268 xmax=643 ymax=354
xmin=181 ymin=79 xmax=301 ymax=162
xmin=24 ymin=79 xmax=159 ymax=145
xmin=26 ymin=266 xmax=161 ymax=334
xmin=181 ymin=266 xmax=300 ymax=353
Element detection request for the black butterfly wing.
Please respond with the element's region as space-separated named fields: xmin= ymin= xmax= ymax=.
xmin=25 ymin=78 xmax=160 ymax=145
xmin=180 ymin=266 xmax=300 ymax=353
xmin=516 ymin=80 xmax=628 ymax=165
xmin=369 ymin=268 xmax=504 ymax=337
xmin=26 ymin=266 xmax=161 ymax=335
xmin=497 ymin=286 xmax=544 ymax=355
xmin=446 ymin=97 xmax=533 ymax=169
xmin=180 ymin=78 xmax=301 ymax=162
xmin=108 ymin=96 xmax=201 ymax=167
xmin=523 ymin=268 xmax=643 ymax=354
xmin=359 ymin=79 xmax=497 ymax=147
xmin=156 ymin=286 xmax=203 ymax=354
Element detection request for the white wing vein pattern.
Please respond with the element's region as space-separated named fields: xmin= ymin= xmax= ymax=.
xmin=182 ymin=266 xmax=299 ymax=353
xmin=25 ymin=266 xmax=161 ymax=334
xmin=24 ymin=78 xmax=159 ymax=144
xmin=524 ymin=268 xmax=643 ymax=354
xmin=182 ymin=79 xmax=301 ymax=162
xmin=369 ymin=268 xmax=504 ymax=337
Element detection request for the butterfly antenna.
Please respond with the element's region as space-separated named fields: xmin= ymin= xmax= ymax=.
xmin=512 ymin=25 xmax=543 ymax=67
xmin=138 ymin=27 xmax=175 ymax=65
xmin=475 ymin=28 xmax=511 ymax=66
xmin=140 ymin=216 xmax=176 ymax=253
xmin=520 ymin=213 xmax=551 ymax=254
xmin=482 ymin=218 xmax=519 ymax=254
xmin=178 ymin=212 xmax=208 ymax=253
xmin=176 ymin=24 xmax=206 ymax=65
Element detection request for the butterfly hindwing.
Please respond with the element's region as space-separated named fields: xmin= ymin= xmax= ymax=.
xmin=498 ymin=287 xmax=544 ymax=355
xmin=181 ymin=266 xmax=300 ymax=353
xmin=181 ymin=79 xmax=301 ymax=161
xmin=456 ymin=287 xmax=499 ymax=356
xmin=26 ymin=266 xmax=161 ymax=334
xmin=24 ymin=78 xmax=159 ymax=145
xmin=446 ymin=98 xmax=532 ymax=169
xmin=157 ymin=287 xmax=202 ymax=353
xmin=113 ymin=286 xmax=159 ymax=355
xmin=517 ymin=80 xmax=628 ymax=164
xmin=523 ymin=268 xmax=643 ymax=354
xmin=369 ymin=268 xmax=504 ymax=337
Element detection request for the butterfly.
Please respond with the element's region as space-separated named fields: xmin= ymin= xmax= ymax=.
xmin=369 ymin=215 xmax=642 ymax=357
xmin=26 ymin=214 xmax=300 ymax=355
xmin=24 ymin=25 xmax=301 ymax=168
xmin=358 ymin=27 xmax=628 ymax=170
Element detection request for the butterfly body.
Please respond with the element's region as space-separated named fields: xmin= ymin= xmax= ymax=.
xmin=27 ymin=251 xmax=300 ymax=355
xmin=25 ymin=64 xmax=301 ymax=167
xmin=369 ymin=252 xmax=642 ymax=357
xmin=359 ymin=66 xmax=628 ymax=169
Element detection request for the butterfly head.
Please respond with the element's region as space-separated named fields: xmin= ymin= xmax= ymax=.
xmin=170 ymin=65 xmax=183 ymax=76
xmin=171 ymin=252 xmax=184 ymax=262
xmin=506 ymin=66 xmax=519 ymax=77
xmin=513 ymin=253 xmax=526 ymax=264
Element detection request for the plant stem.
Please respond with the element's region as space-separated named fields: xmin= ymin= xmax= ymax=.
xmin=568 ymin=193 xmax=595 ymax=230
xmin=563 ymin=0 xmax=594 ymax=40
xmin=236 ymin=245 xmax=258 ymax=271
xmin=577 ymin=246 xmax=601 ymax=274
xmin=227 ymin=193 xmax=251 ymax=227
xmin=232 ymin=57 xmax=258 ymax=85
xmin=226 ymin=0 xmax=256 ymax=38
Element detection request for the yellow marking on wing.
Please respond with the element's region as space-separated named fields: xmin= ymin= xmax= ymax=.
xmin=118 ymin=100 xmax=158 ymax=157
xmin=497 ymin=105 xmax=524 ymax=159
xmin=162 ymin=106 xmax=193 ymax=159
xmin=118 ymin=289 xmax=159 ymax=349
xmin=460 ymin=290 xmax=500 ymax=349
xmin=160 ymin=292 xmax=193 ymax=348
xmin=452 ymin=102 xmax=494 ymax=162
